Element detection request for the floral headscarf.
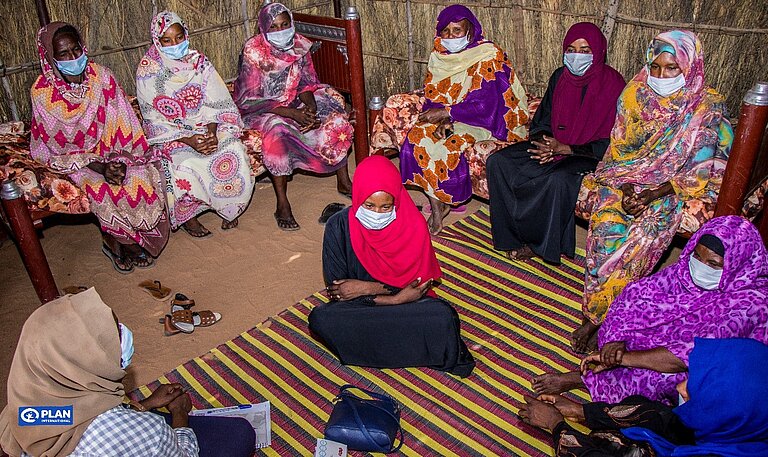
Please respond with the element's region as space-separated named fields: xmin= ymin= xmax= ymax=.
xmin=594 ymin=30 xmax=731 ymax=199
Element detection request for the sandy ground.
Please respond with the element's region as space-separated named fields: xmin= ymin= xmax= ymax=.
xmin=0 ymin=166 xmax=682 ymax=409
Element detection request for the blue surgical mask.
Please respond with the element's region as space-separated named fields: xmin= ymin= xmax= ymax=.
xmin=161 ymin=39 xmax=190 ymax=60
xmin=647 ymin=73 xmax=685 ymax=97
xmin=266 ymin=26 xmax=296 ymax=50
xmin=355 ymin=206 xmax=396 ymax=230
xmin=119 ymin=323 xmax=134 ymax=369
xmin=563 ymin=52 xmax=593 ymax=76
xmin=55 ymin=53 xmax=88 ymax=76
xmin=441 ymin=35 xmax=470 ymax=53
xmin=688 ymin=256 xmax=722 ymax=290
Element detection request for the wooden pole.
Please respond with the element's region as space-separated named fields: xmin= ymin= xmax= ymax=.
xmin=715 ymin=82 xmax=768 ymax=217
xmin=1 ymin=181 xmax=58 ymax=303
xmin=0 ymin=57 xmax=20 ymax=121
xmin=406 ymin=0 xmax=415 ymax=91
xmin=601 ymin=0 xmax=621 ymax=46
xmin=344 ymin=7 xmax=370 ymax=164
xmin=34 ymin=0 xmax=51 ymax=27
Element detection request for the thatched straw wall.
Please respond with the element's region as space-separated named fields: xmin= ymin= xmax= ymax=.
xmin=0 ymin=0 xmax=332 ymax=121
xmin=352 ymin=0 xmax=768 ymax=118
xmin=1 ymin=0 xmax=766 ymax=122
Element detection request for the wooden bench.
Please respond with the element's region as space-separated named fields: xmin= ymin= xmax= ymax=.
xmin=0 ymin=8 xmax=370 ymax=303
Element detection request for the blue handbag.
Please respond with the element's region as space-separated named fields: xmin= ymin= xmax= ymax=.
xmin=324 ymin=384 xmax=404 ymax=453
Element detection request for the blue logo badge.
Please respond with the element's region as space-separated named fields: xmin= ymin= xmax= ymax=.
xmin=18 ymin=406 xmax=73 ymax=426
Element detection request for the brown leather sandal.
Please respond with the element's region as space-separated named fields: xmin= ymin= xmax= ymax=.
xmin=168 ymin=309 xmax=221 ymax=334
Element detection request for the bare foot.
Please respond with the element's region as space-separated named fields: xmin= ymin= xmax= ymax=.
xmin=571 ymin=319 xmax=600 ymax=354
xmin=531 ymin=371 xmax=584 ymax=395
xmin=221 ymin=217 xmax=239 ymax=230
xmin=181 ymin=217 xmax=211 ymax=238
xmin=505 ymin=245 xmax=536 ymax=261
xmin=428 ymin=203 xmax=451 ymax=235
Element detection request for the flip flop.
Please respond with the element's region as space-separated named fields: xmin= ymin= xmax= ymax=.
xmin=62 ymin=285 xmax=89 ymax=295
xmin=139 ymin=280 xmax=173 ymax=301
xmin=102 ymin=244 xmax=134 ymax=274
xmin=168 ymin=309 xmax=222 ymax=334
xmin=274 ymin=213 xmax=300 ymax=231
xmin=180 ymin=223 xmax=213 ymax=239
xmin=318 ymin=202 xmax=347 ymax=225
xmin=132 ymin=250 xmax=156 ymax=270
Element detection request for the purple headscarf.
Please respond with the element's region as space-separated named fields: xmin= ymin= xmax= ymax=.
xmin=551 ymin=22 xmax=625 ymax=145
xmin=432 ymin=5 xmax=485 ymax=53
xmin=583 ymin=215 xmax=768 ymax=404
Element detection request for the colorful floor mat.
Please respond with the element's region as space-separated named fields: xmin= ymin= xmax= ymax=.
xmin=135 ymin=207 xmax=590 ymax=456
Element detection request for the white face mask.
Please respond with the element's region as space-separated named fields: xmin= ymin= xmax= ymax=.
xmin=647 ymin=73 xmax=685 ymax=97
xmin=563 ymin=52 xmax=593 ymax=76
xmin=355 ymin=206 xmax=396 ymax=230
xmin=266 ymin=25 xmax=295 ymax=50
xmin=441 ymin=35 xmax=470 ymax=53
xmin=688 ymin=256 xmax=723 ymax=290
xmin=119 ymin=323 xmax=134 ymax=369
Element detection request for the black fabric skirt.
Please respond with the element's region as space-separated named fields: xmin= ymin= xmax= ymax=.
xmin=486 ymin=142 xmax=598 ymax=263
xmin=308 ymin=297 xmax=475 ymax=378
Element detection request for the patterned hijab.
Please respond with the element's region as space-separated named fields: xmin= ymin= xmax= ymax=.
xmin=599 ymin=215 xmax=768 ymax=364
xmin=232 ymin=2 xmax=317 ymax=109
xmin=349 ymin=156 xmax=442 ymax=289
xmin=0 ymin=289 xmax=125 ymax=457
xmin=594 ymin=30 xmax=724 ymax=192
xmin=623 ymin=338 xmax=768 ymax=457
xmin=551 ymin=22 xmax=625 ymax=145
xmin=142 ymin=11 xmax=206 ymax=86
xmin=36 ymin=22 xmax=90 ymax=101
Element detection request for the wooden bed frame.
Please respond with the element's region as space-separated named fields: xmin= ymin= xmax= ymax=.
xmin=1 ymin=7 xmax=371 ymax=303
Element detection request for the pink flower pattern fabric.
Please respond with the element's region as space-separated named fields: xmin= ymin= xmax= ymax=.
xmin=233 ymin=2 xmax=352 ymax=176
xmin=136 ymin=11 xmax=254 ymax=228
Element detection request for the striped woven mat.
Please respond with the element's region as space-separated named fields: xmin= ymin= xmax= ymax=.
xmin=135 ymin=207 xmax=590 ymax=456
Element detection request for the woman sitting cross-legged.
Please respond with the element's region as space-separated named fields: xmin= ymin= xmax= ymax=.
xmin=532 ymin=216 xmax=768 ymax=406
xmin=308 ymin=156 xmax=475 ymax=377
xmin=137 ymin=11 xmax=255 ymax=238
xmin=520 ymin=338 xmax=768 ymax=457
xmin=573 ymin=30 xmax=734 ymax=352
xmin=487 ymin=22 xmax=625 ymax=263
xmin=399 ymin=5 xmax=529 ymax=235
xmin=233 ymin=2 xmax=353 ymax=231
xmin=29 ymin=22 xmax=170 ymax=273
xmin=0 ymin=288 xmax=255 ymax=457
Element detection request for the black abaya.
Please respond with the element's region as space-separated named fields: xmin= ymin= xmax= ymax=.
xmin=487 ymin=67 xmax=609 ymax=264
xmin=308 ymin=209 xmax=475 ymax=377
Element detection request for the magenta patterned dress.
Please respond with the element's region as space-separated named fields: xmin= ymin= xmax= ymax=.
xmin=583 ymin=215 xmax=768 ymax=405
xmin=233 ymin=3 xmax=352 ymax=177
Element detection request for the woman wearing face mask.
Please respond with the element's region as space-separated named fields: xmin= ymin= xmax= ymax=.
xmin=399 ymin=5 xmax=529 ymax=235
xmin=137 ymin=11 xmax=255 ymax=238
xmin=521 ymin=337 xmax=768 ymax=457
xmin=531 ymin=215 xmax=768 ymax=406
xmin=233 ymin=2 xmax=353 ymax=231
xmin=29 ymin=22 xmax=170 ymax=273
xmin=486 ymin=22 xmax=625 ymax=263
xmin=308 ymin=156 xmax=475 ymax=377
xmin=572 ymin=30 xmax=734 ymax=353
xmin=0 ymin=288 xmax=255 ymax=457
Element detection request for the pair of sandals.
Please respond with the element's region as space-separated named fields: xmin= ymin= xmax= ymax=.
xmin=161 ymin=293 xmax=222 ymax=336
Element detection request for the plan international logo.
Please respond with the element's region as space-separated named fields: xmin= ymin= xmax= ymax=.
xmin=18 ymin=406 xmax=74 ymax=426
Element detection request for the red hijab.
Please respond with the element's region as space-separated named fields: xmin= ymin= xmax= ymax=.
xmin=349 ymin=156 xmax=442 ymax=289
xmin=551 ymin=22 xmax=625 ymax=145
